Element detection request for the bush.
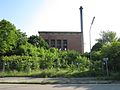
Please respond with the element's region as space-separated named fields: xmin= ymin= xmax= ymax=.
xmin=0 ymin=49 xmax=92 ymax=74
xmin=101 ymin=42 xmax=120 ymax=72
xmin=0 ymin=48 xmax=102 ymax=77
xmin=110 ymin=72 xmax=120 ymax=80
xmin=1 ymin=56 xmax=40 ymax=72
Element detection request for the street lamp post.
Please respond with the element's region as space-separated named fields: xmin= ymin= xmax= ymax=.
xmin=89 ymin=16 xmax=95 ymax=60
xmin=103 ymin=58 xmax=109 ymax=76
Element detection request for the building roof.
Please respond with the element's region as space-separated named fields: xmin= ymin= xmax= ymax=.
xmin=38 ymin=31 xmax=82 ymax=34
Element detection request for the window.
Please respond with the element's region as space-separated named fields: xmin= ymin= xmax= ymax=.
xmin=51 ymin=39 xmax=55 ymax=47
xmin=57 ymin=40 xmax=61 ymax=49
xmin=63 ymin=40 xmax=67 ymax=50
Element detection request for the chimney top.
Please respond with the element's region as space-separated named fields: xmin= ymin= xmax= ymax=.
xmin=79 ymin=6 xmax=83 ymax=10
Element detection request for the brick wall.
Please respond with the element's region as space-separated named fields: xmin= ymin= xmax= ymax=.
xmin=39 ymin=32 xmax=84 ymax=53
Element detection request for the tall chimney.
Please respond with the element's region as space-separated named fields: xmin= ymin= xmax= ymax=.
xmin=79 ymin=6 xmax=84 ymax=53
xmin=79 ymin=6 xmax=83 ymax=33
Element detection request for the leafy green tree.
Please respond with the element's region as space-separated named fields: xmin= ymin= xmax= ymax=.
xmin=28 ymin=35 xmax=48 ymax=48
xmin=91 ymin=31 xmax=118 ymax=60
xmin=0 ymin=19 xmax=19 ymax=55
xmin=118 ymin=38 xmax=120 ymax=42
xmin=96 ymin=31 xmax=118 ymax=44
xmin=65 ymin=50 xmax=80 ymax=65
xmin=15 ymin=42 xmax=40 ymax=56
xmin=91 ymin=51 xmax=102 ymax=61
xmin=91 ymin=42 xmax=102 ymax=52
xmin=11 ymin=29 xmax=28 ymax=55
xmin=16 ymin=29 xmax=28 ymax=46
xmin=101 ymin=42 xmax=120 ymax=72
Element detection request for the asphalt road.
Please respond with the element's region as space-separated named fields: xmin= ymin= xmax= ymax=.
xmin=0 ymin=84 xmax=120 ymax=90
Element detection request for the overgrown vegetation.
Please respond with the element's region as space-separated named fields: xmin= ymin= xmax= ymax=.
xmin=0 ymin=49 xmax=93 ymax=77
xmin=91 ymin=31 xmax=120 ymax=79
xmin=0 ymin=19 xmax=120 ymax=79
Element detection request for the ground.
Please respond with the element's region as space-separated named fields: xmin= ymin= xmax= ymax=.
xmin=0 ymin=84 xmax=120 ymax=90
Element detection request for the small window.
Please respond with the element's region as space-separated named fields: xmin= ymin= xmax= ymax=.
xmin=63 ymin=40 xmax=67 ymax=50
xmin=57 ymin=40 xmax=61 ymax=49
xmin=51 ymin=39 xmax=55 ymax=47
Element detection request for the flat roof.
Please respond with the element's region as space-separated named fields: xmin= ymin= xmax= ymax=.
xmin=38 ymin=31 xmax=82 ymax=34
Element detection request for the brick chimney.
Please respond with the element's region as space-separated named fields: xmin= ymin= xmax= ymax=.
xmin=79 ymin=6 xmax=83 ymax=33
xmin=79 ymin=6 xmax=84 ymax=53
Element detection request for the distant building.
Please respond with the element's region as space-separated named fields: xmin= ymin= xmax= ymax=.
xmin=38 ymin=6 xmax=84 ymax=53
xmin=38 ymin=31 xmax=84 ymax=53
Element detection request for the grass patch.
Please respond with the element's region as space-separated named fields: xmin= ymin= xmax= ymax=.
xmin=0 ymin=68 xmax=104 ymax=78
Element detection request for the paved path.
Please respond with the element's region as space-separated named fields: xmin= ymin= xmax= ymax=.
xmin=0 ymin=84 xmax=120 ymax=90
xmin=0 ymin=77 xmax=114 ymax=84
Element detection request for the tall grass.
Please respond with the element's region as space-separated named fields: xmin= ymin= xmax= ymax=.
xmin=0 ymin=68 xmax=92 ymax=77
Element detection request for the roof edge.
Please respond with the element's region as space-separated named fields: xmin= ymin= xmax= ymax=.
xmin=38 ymin=31 xmax=82 ymax=33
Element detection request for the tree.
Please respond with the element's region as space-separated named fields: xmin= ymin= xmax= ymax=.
xmin=0 ymin=19 xmax=28 ymax=56
xmin=0 ymin=19 xmax=19 ymax=55
xmin=101 ymin=42 xmax=120 ymax=72
xmin=117 ymin=38 xmax=120 ymax=42
xmin=96 ymin=31 xmax=118 ymax=44
xmin=28 ymin=35 xmax=48 ymax=48
xmin=15 ymin=42 xmax=39 ymax=56
xmin=16 ymin=29 xmax=28 ymax=46
xmin=91 ymin=30 xmax=118 ymax=54
xmin=91 ymin=42 xmax=102 ymax=52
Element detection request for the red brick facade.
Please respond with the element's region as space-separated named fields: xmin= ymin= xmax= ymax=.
xmin=38 ymin=31 xmax=84 ymax=53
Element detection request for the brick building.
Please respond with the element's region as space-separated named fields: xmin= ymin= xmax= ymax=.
xmin=38 ymin=6 xmax=84 ymax=53
xmin=38 ymin=31 xmax=84 ymax=53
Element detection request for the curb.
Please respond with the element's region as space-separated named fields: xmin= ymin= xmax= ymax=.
xmin=0 ymin=81 xmax=113 ymax=84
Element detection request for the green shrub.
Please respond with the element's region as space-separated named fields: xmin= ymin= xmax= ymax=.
xmin=110 ymin=72 xmax=120 ymax=80
xmin=1 ymin=55 xmax=40 ymax=71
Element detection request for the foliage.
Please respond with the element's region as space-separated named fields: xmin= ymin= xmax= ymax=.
xmin=0 ymin=19 xmax=19 ymax=55
xmin=110 ymin=72 xmax=120 ymax=80
xmin=16 ymin=29 xmax=28 ymax=46
xmin=96 ymin=31 xmax=118 ymax=44
xmin=91 ymin=30 xmax=120 ymax=77
xmin=0 ymin=69 xmax=91 ymax=77
xmin=0 ymin=19 xmax=28 ymax=56
xmin=0 ymin=49 xmax=92 ymax=76
xmin=89 ymin=61 xmax=103 ymax=76
xmin=1 ymin=55 xmax=40 ymax=72
xmin=101 ymin=42 xmax=120 ymax=72
xmin=91 ymin=51 xmax=102 ymax=61
xmin=91 ymin=30 xmax=118 ymax=55
xmin=15 ymin=42 xmax=40 ymax=56
xmin=91 ymin=42 xmax=102 ymax=52
xmin=28 ymin=35 xmax=48 ymax=49
xmin=2 ymin=19 xmax=120 ymax=78
xmin=82 ymin=52 xmax=90 ymax=58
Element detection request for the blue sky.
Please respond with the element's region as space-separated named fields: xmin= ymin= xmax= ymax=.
xmin=0 ymin=0 xmax=120 ymax=52
xmin=0 ymin=0 xmax=44 ymax=19
xmin=0 ymin=0 xmax=45 ymax=35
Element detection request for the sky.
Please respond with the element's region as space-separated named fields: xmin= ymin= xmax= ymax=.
xmin=0 ymin=0 xmax=120 ymax=52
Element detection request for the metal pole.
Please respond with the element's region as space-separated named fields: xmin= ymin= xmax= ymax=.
xmin=89 ymin=17 xmax=95 ymax=60
xmin=2 ymin=61 xmax=5 ymax=77
xmin=89 ymin=25 xmax=92 ymax=60
xmin=103 ymin=58 xmax=109 ymax=76
xmin=106 ymin=60 xmax=109 ymax=76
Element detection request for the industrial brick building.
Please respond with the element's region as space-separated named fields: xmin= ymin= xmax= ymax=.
xmin=38 ymin=31 xmax=84 ymax=53
xmin=38 ymin=6 xmax=84 ymax=53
